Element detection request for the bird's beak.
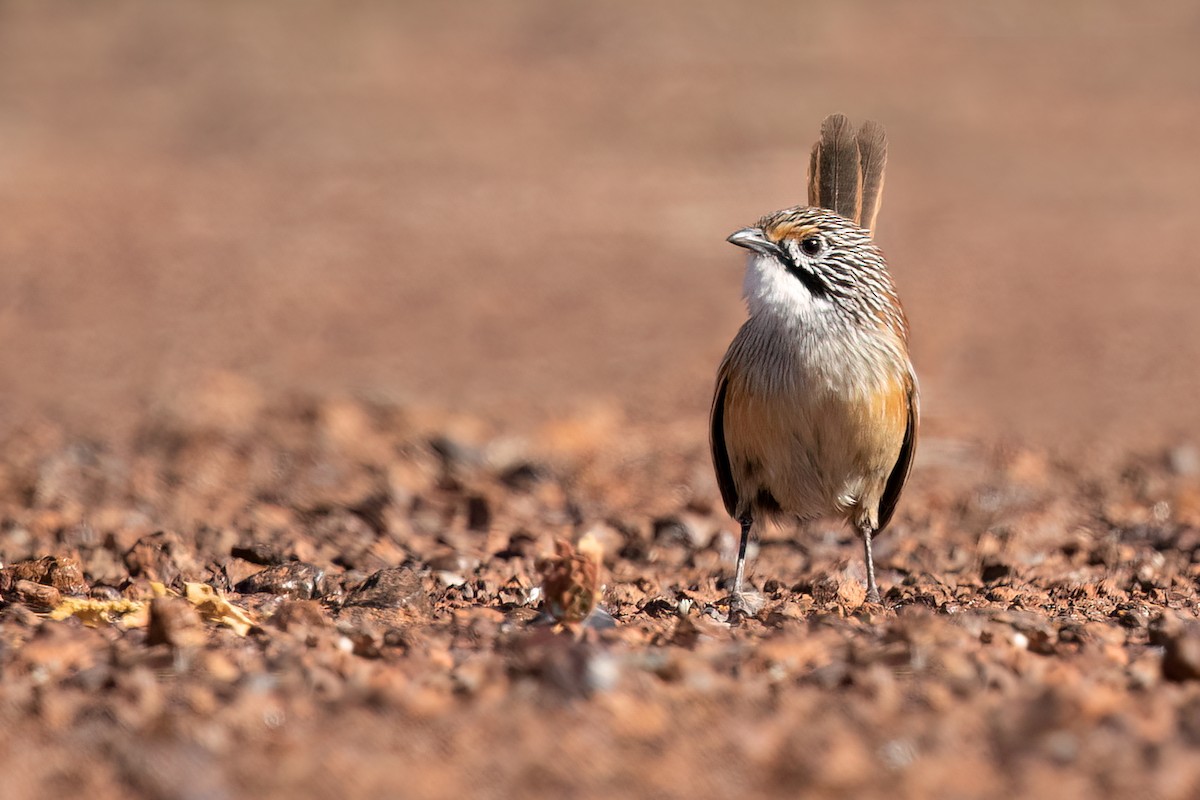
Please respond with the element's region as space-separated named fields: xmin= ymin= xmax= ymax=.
xmin=727 ymin=227 xmax=783 ymax=258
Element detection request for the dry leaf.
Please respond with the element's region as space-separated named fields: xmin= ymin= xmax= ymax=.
xmin=49 ymin=597 xmax=148 ymax=629
xmin=538 ymin=537 xmax=603 ymax=627
xmin=184 ymin=582 xmax=256 ymax=636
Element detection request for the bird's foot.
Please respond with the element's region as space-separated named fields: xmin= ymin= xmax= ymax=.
xmin=723 ymin=590 xmax=765 ymax=623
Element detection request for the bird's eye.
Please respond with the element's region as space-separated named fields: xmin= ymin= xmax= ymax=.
xmin=799 ymin=236 xmax=823 ymax=257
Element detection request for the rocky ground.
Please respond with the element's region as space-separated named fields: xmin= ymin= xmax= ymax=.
xmin=4 ymin=3 xmax=1200 ymax=798
xmin=2 ymin=383 xmax=1200 ymax=799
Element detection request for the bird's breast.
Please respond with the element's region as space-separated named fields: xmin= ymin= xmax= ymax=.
xmin=719 ymin=313 xmax=911 ymax=519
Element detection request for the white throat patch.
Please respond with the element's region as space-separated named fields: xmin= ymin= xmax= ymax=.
xmin=742 ymin=252 xmax=829 ymax=323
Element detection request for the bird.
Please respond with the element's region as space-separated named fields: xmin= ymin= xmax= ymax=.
xmin=710 ymin=113 xmax=918 ymax=616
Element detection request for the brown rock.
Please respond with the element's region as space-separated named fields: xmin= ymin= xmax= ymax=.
xmin=146 ymin=596 xmax=206 ymax=649
xmin=125 ymin=531 xmax=187 ymax=585
xmin=4 ymin=555 xmax=89 ymax=596
xmin=222 ymin=557 xmax=265 ymax=587
xmin=236 ymin=562 xmax=326 ymax=599
xmin=1163 ymin=632 xmax=1200 ymax=682
xmin=14 ymin=579 xmax=61 ymax=610
xmin=813 ymin=571 xmax=866 ymax=610
xmin=344 ymin=567 xmax=426 ymax=609
xmin=270 ymin=600 xmax=332 ymax=633
xmin=427 ymin=549 xmax=480 ymax=576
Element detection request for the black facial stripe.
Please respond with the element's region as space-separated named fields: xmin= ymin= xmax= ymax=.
xmin=776 ymin=247 xmax=829 ymax=299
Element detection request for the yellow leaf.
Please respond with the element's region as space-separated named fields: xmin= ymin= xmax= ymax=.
xmin=183 ymin=582 xmax=256 ymax=637
xmin=49 ymin=597 xmax=148 ymax=629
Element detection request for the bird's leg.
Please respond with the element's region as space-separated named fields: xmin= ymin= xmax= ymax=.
xmin=727 ymin=514 xmax=763 ymax=620
xmin=860 ymin=524 xmax=880 ymax=603
xmin=733 ymin=515 xmax=751 ymax=595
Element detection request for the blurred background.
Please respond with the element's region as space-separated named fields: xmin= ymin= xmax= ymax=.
xmin=1 ymin=0 xmax=1199 ymax=453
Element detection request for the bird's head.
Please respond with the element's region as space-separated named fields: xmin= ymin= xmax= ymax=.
xmin=727 ymin=206 xmax=904 ymax=336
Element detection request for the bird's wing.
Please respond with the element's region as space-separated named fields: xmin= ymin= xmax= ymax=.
xmin=709 ymin=370 xmax=740 ymax=519
xmin=876 ymin=374 xmax=918 ymax=531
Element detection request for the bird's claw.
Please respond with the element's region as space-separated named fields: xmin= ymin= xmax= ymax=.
xmin=723 ymin=590 xmax=765 ymax=623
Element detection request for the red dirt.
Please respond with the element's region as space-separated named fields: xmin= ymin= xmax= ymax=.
xmin=2 ymin=3 xmax=1200 ymax=798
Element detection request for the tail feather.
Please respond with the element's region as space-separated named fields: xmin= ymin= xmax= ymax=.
xmin=808 ymin=114 xmax=861 ymax=226
xmin=855 ymin=120 xmax=888 ymax=235
xmin=806 ymin=143 xmax=821 ymax=209
xmin=806 ymin=114 xmax=888 ymax=237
